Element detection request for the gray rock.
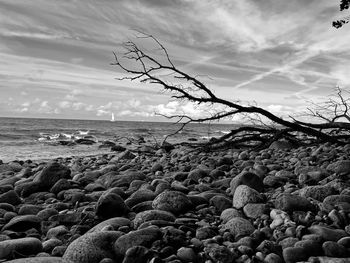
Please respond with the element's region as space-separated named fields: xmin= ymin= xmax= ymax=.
xmin=264 ymin=253 xmax=283 ymax=263
xmin=233 ymin=185 xmax=263 ymax=209
xmin=2 ymin=214 xmax=41 ymax=232
xmin=308 ymin=225 xmax=348 ymax=242
xmin=322 ymin=241 xmax=348 ymax=257
xmin=220 ymin=208 xmax=242 ymax=223
xmin=223 ymin=217 xmax=255 ymax=239
xmin=33 ymin=161 xmax=71 ymax=188
xmin=230 ymin=171 xmax=264 ymax=195
xmin=177 ymin=247 xmax=197 ymax=262
xmin=18 ymin=204 xmax=42 ymax=215
xmin=0 ymin=190 xmax=21 ymax=206
xmin=96 ymin=192 xmax=129 ymax=219
xmin=209 ymin=195 xmax=232 ymax=213
xmin=243 ymin=203 xmax=268 ymax=219
xmin=125 ymin=189 xmax=156 ymax=208
xmin=282 ymin=247 xmax=308 ymax=263
xmin=307 ymin=257 xmax=350 ymax=263
xmin=275 ymin=193 xmax=315 ymax=212
xmin=87 ymin=217 xmax=131 ymax=233
xmin=327 ymin=160 xmax=350 ymax=174
xmin=0 ymin=237 xmax=43 ymax=260
xmin=114 ymin=226 xmax=161 ymax=256
xmin=322 ymin=195 xmax=350 ymax=212
xmin=133 ymin=210 xmax=175 ymax=229
xmin=122 ymin=246 xmax=149 ymax=263
xmin=63 ymin=231 xmax=122 ymax=263
xmin=299 ymin=185 xmax=335 ymax=202
xmin=6 ymin=258 xmax=66 ymax=263
xmin=152 ymin=190 xmax=192 ymax=214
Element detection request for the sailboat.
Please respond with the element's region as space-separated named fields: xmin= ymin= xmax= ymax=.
xmin=110 ymin=112 xmax=115 ymax=122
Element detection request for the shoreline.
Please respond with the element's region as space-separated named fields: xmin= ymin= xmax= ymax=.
xmin=0 ymin=141 xmax=349 ymax=262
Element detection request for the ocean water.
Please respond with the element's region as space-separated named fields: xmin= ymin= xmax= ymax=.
xmin=0 ymin=117 xmax=234 ymax=163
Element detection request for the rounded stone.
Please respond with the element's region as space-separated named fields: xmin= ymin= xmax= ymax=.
xmin=0 ymin=190 xmax=22 ymax=206
xmin=123 ymin=245 xmax=149 ymax=263
xmin=223 ymin=217 xmax=255 ymax=239
xmin=275 ymin=193 xmax=315 ymax=212
xmin=152 ymin=190 xmax=192 ymax=214
xmin=2 ymin=214 xmax=41 ymax=232
xmin=230 ymin=171 xmax=264 ymax=195
xmin=114 ymin=226 xmax=161 ymax=256
xmin=177 ymin=247 xmax=197 ymax=262
xmin=233 ymin=185 xmax=263 ymax=209
xmin=282 ymin=247 xmax=308 ymax=263
xmin=308 ymin=225 xmax=348 ymax=242
xmin=0 ymin=237 xmax=43 ymax=260
xmin=220 ymin=208 xmax=242 ymax=223
xmin=322 ymin=241 xmax=348 ymax=257
xmin=133 ymin=209 xmax=176 ymax=229
xmin=95 ymin=192 xmax=129 ymax=219
xmin=33 ymin=161 xmax=71 ymax=188
xmin=63 ymin=231 xmax=122 ymax=263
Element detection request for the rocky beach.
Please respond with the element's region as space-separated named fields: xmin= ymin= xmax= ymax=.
xmin=0 ymin=140 xmax=350 ymax=263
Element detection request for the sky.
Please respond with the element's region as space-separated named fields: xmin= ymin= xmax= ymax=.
xmin=0 ymin=0 xmax=350 ymax=122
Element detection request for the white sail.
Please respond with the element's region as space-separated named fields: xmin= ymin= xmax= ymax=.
xmin=111 ymin=112 xmax=115 ymax=122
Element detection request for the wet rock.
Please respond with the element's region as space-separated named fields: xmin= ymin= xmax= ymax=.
xmin=264 ymin=253 xmax=283 ymax=263
xmin=50 ymin=179 xmax=73 ymax=195
xmin=133 ymin=210 xmax=176 ymax=229
xmin=95 ymin=192 xmax=129 ymax=219
xmin=223 ymin=217 xmax=255 ymax=239
xmin=114 ymin=226 xmax=161 ymax=256
xmin=152 ymin=190 xmax=192 ymax=214
xmin=188 ymin=169 xmax=209 ymax=183
xmin=0 ymin=237 xmax=43 ymax=260
xmin=63 ymin=231 xmax=122 ymax=263
xmin=307 ymin=256 xmax=350 ymax=263
xmin=233 ymin=185 xmax=263 ymax=209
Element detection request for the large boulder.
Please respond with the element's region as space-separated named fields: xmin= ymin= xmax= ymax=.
xmin=33 ymin=162 xmax=71 ymax=188
xmin=152 ymin=190 xmax=192 ymax=214
xmin=63 ymin=231 xmax=123 ymax=263
xmin=0 ymin=237 xmax=43 ymax=260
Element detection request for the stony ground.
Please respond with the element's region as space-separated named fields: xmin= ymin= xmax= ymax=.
xmin=0 ymin=140 xmax=350 ymax=263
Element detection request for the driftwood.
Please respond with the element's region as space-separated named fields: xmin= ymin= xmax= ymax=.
xmin=112 ymin=32 xmax=350 ymax=150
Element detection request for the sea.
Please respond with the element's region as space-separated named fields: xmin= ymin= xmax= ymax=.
xmin=0 ymin=117 xmax=235 ymax=163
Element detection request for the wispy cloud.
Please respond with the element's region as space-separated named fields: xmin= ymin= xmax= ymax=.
xmin=0 ymin=0 xmax=349 ymax=119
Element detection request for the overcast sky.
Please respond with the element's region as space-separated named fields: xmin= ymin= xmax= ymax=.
xmin=0 ymin=0 xmax=349 ymax=121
